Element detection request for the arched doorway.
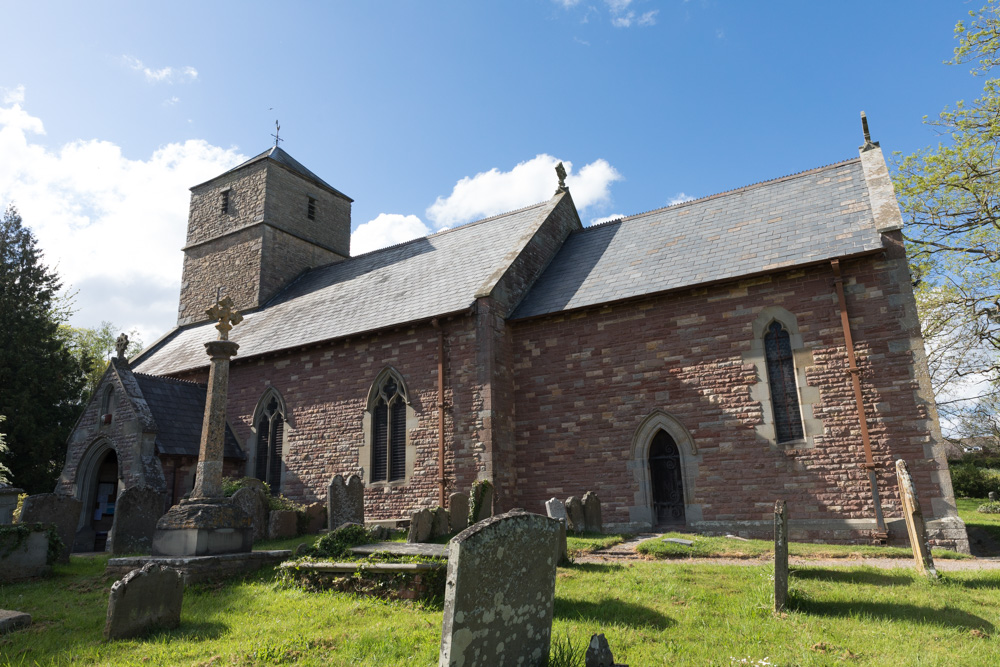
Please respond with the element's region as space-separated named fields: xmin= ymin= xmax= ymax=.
xmin=83 ymin=449 xmax=119 ymax=552
xmin=649 ymin=430 xmax=685 ymax=527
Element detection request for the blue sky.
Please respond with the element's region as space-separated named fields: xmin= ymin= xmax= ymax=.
xmin=0 ymin=1 xmax=984 ymax=343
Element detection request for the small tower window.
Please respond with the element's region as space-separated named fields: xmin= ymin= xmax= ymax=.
xmin=220 ymin=190 xmax=230 ymax=214
xmin=307 ymin=196 xmax=316 ymax=220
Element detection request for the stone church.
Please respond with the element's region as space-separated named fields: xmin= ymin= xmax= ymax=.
xmin=56 ymin=123 xmax=969 ymax=552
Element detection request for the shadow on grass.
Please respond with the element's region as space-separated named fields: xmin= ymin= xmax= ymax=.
xmin=945 ymin=574 xmax=1000 ymax=590
xmin=565 ymin=562 xmax=629 ymax=574
xmin=793 ymin=598 xmax=993 ymax=631
xmin=791 ymin=568 xmax=913 ymax=586
xmin=553 ymin=597 xmax=674 ymax=629
xmin=151 ymin=620 xmax=230 ymax=641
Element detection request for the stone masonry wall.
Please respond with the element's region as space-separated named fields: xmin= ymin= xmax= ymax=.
xmin=263 ymin=163 xmax=351 ymax=258
xmin=509 ymin=248 xmax=958 ymax=539
xmin=186 ymin=164 xmax=267 ymax=247
xmin=178 ymin=228 xmax=263 ymax=325
xmin=259 ymin=225 xmax=344 ymax=308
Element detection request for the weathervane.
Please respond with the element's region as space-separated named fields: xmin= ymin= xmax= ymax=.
xmin=272 ymin=120 xmax=282 ymax=147
xmin=554 ymin=162 xmax=568 ymax=194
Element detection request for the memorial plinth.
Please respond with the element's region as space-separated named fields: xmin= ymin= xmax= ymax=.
xmin=152 ymin=298 xmax=251 ymax=557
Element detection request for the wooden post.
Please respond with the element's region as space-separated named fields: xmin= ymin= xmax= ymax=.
xmin=774 ymin=499 xmax=788 ymax=612
xmin=895 ymin=459 xmax=938 ymax=578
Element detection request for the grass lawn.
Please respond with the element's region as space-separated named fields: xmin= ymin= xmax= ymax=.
xmin=2 ymin=552 xmax=1000 ymax=665
xmin=637 ymin=533 xmax=971 ymax=561
xmin=956 ymin=497 xmax=1000 ymax=547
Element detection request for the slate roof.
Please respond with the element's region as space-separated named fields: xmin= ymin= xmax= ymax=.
xmin=512 ymin=158 xmax=884 ymax=319
xmin=133 ymin=373 xmax=244 ymax=459
xmin=133 ymin=197 xmax=564 ymax=376
xmin=192 ymin=146 xmax=352 ymax=201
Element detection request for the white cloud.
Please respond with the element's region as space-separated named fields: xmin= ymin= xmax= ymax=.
xmin=555 ymin=0 xmax=655 ymax=28
xmin=351 ymin=213 xmax=430 ymax=255
xmin=0 ymin=90 xmax=244 ymax=341
xmin=589 ymin=213 xmax=625 ymax=226
xmin=668 ymin=192 xmax=695 ymax=206
xmin=2 ymin=84 xmax=25 ymax=104
xmin=164 ymin=96 xmax=181 ymax=107
xmin=638 ymin=11 xmax=658 ymax=26
xmin=123 ymin=56 xmax=199 ymax=84
xmin=552 ymin=0 xmax=581 ymax=6
xmin=426 ymin=154 xmax=622 ymax=228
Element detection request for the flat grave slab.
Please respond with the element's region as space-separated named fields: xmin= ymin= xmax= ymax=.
xmin=107 ymin=550 xmax=290 ymax=584
xmin=350 ymin=542 xmax=447 ymax=558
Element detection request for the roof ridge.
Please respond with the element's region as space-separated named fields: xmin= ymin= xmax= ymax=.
xmin=588 ymin=156 xmax=861 ymax=229
xmin=133 ymin=372 xmax=204 ymax=387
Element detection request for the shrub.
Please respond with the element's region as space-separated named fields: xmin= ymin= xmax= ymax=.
xmin=977 ymin=501 xmax=1000 ymax=514
xmin=307 ymin=523 xmax=375 ymax=559
xmin=949 ymin=463 xmax=1000 ymax=498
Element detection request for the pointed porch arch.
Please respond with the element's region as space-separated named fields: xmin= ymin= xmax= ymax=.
xmin=626 ymin=410 xmax=702 ymax=529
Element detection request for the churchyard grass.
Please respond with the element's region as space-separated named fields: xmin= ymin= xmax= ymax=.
xmin=637 ymin=532 xmax=971 ymax=560
xmin=2 ymin=554 xmax=1000 ymax=664
xmin=956 ymin=497 xmax=1000 ymax=545
xmin=566 ymin=531 xmax=626 ymax=557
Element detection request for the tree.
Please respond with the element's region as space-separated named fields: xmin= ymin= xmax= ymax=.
xmin=0 ymin=205 xmax=87 ymax=493
xmin=894 ymin=0 xmax=1000 ymax=438
xmin=0 ymin=416 xmax=12 ymax=486
xmin=62 ymin=321 xmax=144 ymax=403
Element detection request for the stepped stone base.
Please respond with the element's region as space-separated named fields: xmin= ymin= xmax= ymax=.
xmin=152 ymin=498 xmax=252 ymax=557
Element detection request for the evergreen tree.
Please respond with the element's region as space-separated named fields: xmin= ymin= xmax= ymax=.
xmin=0 ymin=205 xmax=87 ymax=493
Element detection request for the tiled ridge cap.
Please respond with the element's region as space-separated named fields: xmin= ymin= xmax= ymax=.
xmin=584 ymin=156 xmax=862 ymax=231
xmin=133 ymin=372 xmax=204 ymax=387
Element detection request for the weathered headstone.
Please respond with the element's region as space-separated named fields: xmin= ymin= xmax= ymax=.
xmin=582 ymin=491 xmax=602 ymax=533
xmin=431 ymin=506 xmax=450 ymax=538
xmin=0 ymin=528 xmax=50 ymax=581
xmin=896 ymin=459 xmax=938 ymax=578
xmin=18 ymin=493 xmax=82 ymax=563
xmin=0 ymin=487 xmax=23 ymax=525
xmin=774 ymin=499 xmax=788 ymax=612
xmin=268 ymin=510 xmax=298 ymax=540
xmin=439 ymin=511 xmax=561 ymax=666
xmin=230 ymin=486 xmax=269 ymax=542
xmin=469 ymin=480 xmax=494 ymax=525
xmin=565 ymin=496 xmax=585 ymax=534
xmin=0 ymin=610 xmax=31 ymax=635
xmin=303 ymin=502 xmax=326 ymax=534
xmin=585 ymin=633 xmax=617 ymax=667
xmin=109 ymin=486 xmax=165 ymax=555
xmin=545 ymin=498 xmax=569 ymax=564
xmin=327 ymin=474 xmax=364 ymax=532
xmin=449 ymin=492 xmax=469 ymax=533
xmin=408 ymin=508 xmax=433 ymax=543
xmin=104 ymin=563 xmax=183 ymax=640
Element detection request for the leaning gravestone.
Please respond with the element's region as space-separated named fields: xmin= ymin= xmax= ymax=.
xmin=408 ymin=508 xmax=433 ymax=543
xmin=773 ymin=499 xmax=788 ymax=612
xmin=565 ymin=496 xmax=585 ymax=534
xmin=104 ymin=563 xmax=183 ymax=640
xmin=431 ymin=506 xmax=450 ymax=538
xmin=19 ymin=493 xmax=82 ymax=563
xmin=896 ymin=459 xmax=938 ymax=578
xmin=0 ymin=487 xmax=23 ymax=525
xmin=109 ymin=486 xmax=165 ymax=555
xmin=230 ymin=486 xmax=270 ymax=543
xmin=439 ymin=511 xmax=561 ymax=667
xmin=545 ymin=498 xmax=569 ymax=564
xmin=327 ymin=474 xmax=364 ymax=531
xmin=582 ymin=492 xmax=602 ymax=533
xmin=449 ymin=492 xmax=469 ymax=533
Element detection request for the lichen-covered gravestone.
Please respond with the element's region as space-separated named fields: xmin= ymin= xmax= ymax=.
xmin=327 ymin=474 xmax=364 ymax=531
xmin=545 ymin=498 xmax=568 ymax=564
xmin=469 ymin=480 xmax=494 ymax=525
xmin=565 ymin=496 xmax=584 ymax=534
xmin=408 ymin=508 xmax=433 ymax=543
xmin=230 ymin=486 xmax=270 ymax=542
xmin=432 ymin=506 xmax=450 ymax=538
xmin=19 ymin=493 xmax=82 ymax=563
xmin=449 ymin=492 xmax=469 ymax=533
xmin=439 ymin=510 xmax=561 ymax=667
xmin=109 ymin=486 xmax=165 ymax=555
xmin=269 ymin=510 xmax=298 ymax=539
xmin=104 ymin=563 xmax=183 ymax=640
xmin=582 ymin=492 xmax=602 ymax=533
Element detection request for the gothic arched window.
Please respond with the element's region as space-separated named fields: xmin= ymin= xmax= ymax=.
xmin=369 ymin=371 xmax=408 ymax=483
xmin=253 ymin=391 xmax=286 ymax=494
xmin=764 ymin=320 xmax=804 ymax=443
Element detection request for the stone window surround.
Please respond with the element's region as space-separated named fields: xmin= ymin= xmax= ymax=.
xmin=626 ymin=410 xmax=702 ymax=529
xmin=743 ymin=306 xmax=823 ymax=449
xmin=247 ymin=387 xmax=289 ymax=492
xmin=359 ymin=367 xmax=417 ymax=488
xmin=100 ymin=384 xmax=116 ymax=426
xmin=220 ymin=187 xmax=231 ymax=215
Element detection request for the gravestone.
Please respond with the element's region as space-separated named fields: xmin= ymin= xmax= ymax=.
xmin=565 ymin=496 xmax=585 ymax=534
xmin=773 ymin=499 xmax=788 ymax=612
xmin=303 ymin=502 xmax=326 ymax=534
xmin=449 ymin=492 xmax=469 ymax=533
xmin=269 ymin=510 xmax=298 ymax=540
xmin=327 ymin=474 xmax=364 ymax=532
xmin=439 ymin=511 xmax=561 ymax=666
xmin=104 ymin=563 xmax=183 ymax=640
xmin=585 ymin=633 xmax=617 ymax=667
xmin=19 ymin=493 xmax=82 ymax=564
xmin=408 ymin=508 xmax=433 ymax=543
xmin=0 ymin=487 xmax=23 ymax=525
xmin=0 ymin=610 xmax=31 ymax=634
xmin=230 ymin=486 xmax=269 ymax=542
xmin=0 ymin=528 xmax=50 ymax=581
xmin=431 ymin=506 xmax=450 ymax=538
xmin=545 ymin=498 xmax=568 ymax=564
xmin=582 ymin=492 xmax=602 ymax=533
xmin=109 ymin=486 xmax=165 ymax=555
xmin=895 ymin=459 xmax=938 ymax=578
xmin=469 ymin=480 xmax=494 ymax=525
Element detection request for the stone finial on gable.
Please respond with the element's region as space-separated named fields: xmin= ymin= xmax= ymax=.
xmin=554 ymin=162 xmax=568 ymax=195
xmin=859 ymin=111 xmax=879 ymax=152
xmin=115 ymin=333 xmax=129 ymax=360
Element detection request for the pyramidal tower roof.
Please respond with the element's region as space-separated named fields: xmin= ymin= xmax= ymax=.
xmin=191 ymin=146 xmax=352 ymax=201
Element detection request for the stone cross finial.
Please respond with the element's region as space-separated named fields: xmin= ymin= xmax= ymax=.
xmin=859 ymin=111 xmax=879 ymax=151
xmin=206 ymin=297 xmax=243 ymax=341
xmin=554 ymin=162 xmax=568 ymax=194
xmin=115 ymin=333 xmax=129 ymax=360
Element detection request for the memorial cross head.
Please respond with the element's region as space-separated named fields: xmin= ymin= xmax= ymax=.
xmin=206 ymin=296 xmax=244 ymax=341
xmin=554 ymin=162 xmax=568 ymax=194
xmin=115 ymin=333 xmax=129 ymax=360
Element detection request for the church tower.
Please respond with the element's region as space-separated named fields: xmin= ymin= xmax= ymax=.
xmin=177 ymin=147 xmax=352 ymax=325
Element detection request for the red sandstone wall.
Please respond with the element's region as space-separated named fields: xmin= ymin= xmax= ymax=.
xmin=509 ymin=251 xmax=948 ymax=527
